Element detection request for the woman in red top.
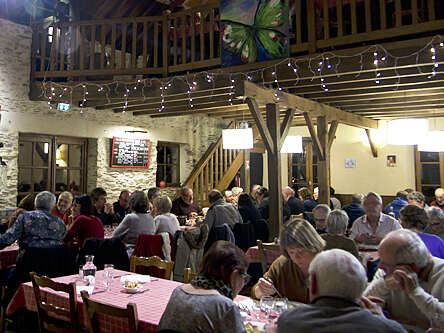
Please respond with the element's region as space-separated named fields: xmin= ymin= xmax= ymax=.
xmin=64 ymin=194 xmax=104 ymax=252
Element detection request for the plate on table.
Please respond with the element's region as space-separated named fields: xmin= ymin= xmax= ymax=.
xmin=123 ymin=285 xmax=143 ymax=294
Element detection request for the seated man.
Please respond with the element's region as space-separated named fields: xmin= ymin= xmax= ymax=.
xmin=351 ymin=192 xmax=401 ymax=245
xmin=0 ymin=191 xmax=66 ymax=258
xmin=51 ymin=191 xmax=73 ymax=226
xmin=171 ymin=187 xmax=202 ymax=218
xmin=113 ymin=189 xmax=131 ymax=224
xmin=283 ymin=186 xmax=304 ymax=217
xmin=204 ymin=190 xmax=242 ymax=230
xmin=221 ymin=189 xmax=233 ymax=204
xmin=342 ymin=193 xmax=365 ymax=229
xmin=431 ymin=188 xmax=444 ymax=212
xmin=250 ymin=184 xmax=261 ymax=208
xmin=407 ymin=191 xmax=432 ymax=215
xmin=268 ymin=249 xmax=406 ymax=333
xmin=384 ymin=190 xmax=408 ymax=219
xmin=312 ymin=204 xmax=330 ymax=235
xmin=365 ymin=229 xmax=444 ymax=330
xmin=91 ymin=187 xmax=117 ymax=226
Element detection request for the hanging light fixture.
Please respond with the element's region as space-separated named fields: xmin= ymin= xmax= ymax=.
xmin=418 ymin=131 xmax=444 ymax=152
xmin=222 ymin=122 xmax=253 ymax=150
xmin=387 ymin=118 xmax=428 ymax=145
xmin=280 ymin=136 xmax=303 ymax=153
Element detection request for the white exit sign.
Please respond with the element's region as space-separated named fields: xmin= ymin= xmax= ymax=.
xmin=58 ymin=103 xmax=70 ymax=112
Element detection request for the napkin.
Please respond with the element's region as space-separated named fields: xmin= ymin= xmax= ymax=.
xmin=120 ymin=274 xmax=151 ymax=284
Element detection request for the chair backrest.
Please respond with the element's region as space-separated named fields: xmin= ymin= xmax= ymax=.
xmin=252 ymin=219 xmax=269 ymax=242
xmin=183 ymin=268 xmax=197 ymax=283
xmin=290 ymin=213 xmax=304 ymax=220
xmin=256 ymin=240 xmax=280 ymax=274
xmin=232 ymin=222 xmax=256 ymax=252
xmin=30 ymin=272 xmax=78 ymax=333
xmin=130 ymin=256 xmax=174 ymax=280
xmin=80 ymin=291 xmax=139 ymax=333
xmin=77 ymin=238 xmax=130 ymax=271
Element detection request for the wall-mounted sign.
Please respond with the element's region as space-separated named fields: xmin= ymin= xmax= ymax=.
xmin=387 ymin=155 xmax=397 ymax=167
xmin=345 ymin=158 xmax=356 ymax=169
xmin=58 ymin=103 xmax=70 ymax=112
xmin=111 ymin=137 xmax=150 ymax=168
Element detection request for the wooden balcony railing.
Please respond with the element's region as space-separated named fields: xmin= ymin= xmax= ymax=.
xmin=31 ymin=0 xmax=444 ymax=80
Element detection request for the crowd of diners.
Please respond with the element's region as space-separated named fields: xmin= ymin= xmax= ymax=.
xmin=1 ymin=184 xmax=444 ymax=332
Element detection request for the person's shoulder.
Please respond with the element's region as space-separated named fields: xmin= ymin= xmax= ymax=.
xmin=359 ymin=308 xmax=407 ymax=332
xmin=380 ymin=213 xmax=398 ymax=223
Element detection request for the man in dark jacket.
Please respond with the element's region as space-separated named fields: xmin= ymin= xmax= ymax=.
xmin=283 ymin=186 xmax=304 ymax=218
xmin=343 ymin=194 xmax=365 ymax=229
xmin=384 ymin=190 xmax=408 ymax=219
xmin=204 ymin=190 xmax=242 ymax=230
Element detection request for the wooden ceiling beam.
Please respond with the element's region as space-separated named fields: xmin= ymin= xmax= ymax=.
xmin=244 ymin=81 xmax=378 ymax=129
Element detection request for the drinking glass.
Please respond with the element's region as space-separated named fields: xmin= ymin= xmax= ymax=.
xmin=103 ymin=264 xmax=114 ymax=291
xmin=260 ymin=296 xmax=274 ymax=319
xmin=273 ymin=298 xmax=288 ymax=316
xmin=78 ymin=265 xmax=83 ymax=281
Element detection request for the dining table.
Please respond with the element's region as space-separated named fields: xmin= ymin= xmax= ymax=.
xmin=7 ymin=269 xmax=182 ymax=333
xmin=0 ymin=243 xmax=19 ymax=270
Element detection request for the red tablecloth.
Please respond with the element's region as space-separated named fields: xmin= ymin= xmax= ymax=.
xmin=0 ymin=244 xmax=19 ymax=270
xmin=7 ymin=269 xmax=182 ymax=333
xmin=245 ymin=245 xmax=281 ymax=265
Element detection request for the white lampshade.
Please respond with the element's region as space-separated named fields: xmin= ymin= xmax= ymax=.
xmin=280 ymin=136 xmax=303 ymax=153
xmin=387 ymin=118 xmax=428 ymax=145
xmin=222 ymin=128 xmax=253 ymax=149
xmin=418 ymin=131 xmax=444 ymax=152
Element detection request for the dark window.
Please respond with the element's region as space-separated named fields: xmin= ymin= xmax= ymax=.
xmin=156 ymin=142 xmax=180 ymax=186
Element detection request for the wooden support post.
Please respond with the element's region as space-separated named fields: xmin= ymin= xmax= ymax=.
xmin=365 ymin=129 xmax=378 ymax=158
xmin=317 ymin=116 xmax=330 ymax=205
xmin=266 ymin=103 xmax=283 ymax=239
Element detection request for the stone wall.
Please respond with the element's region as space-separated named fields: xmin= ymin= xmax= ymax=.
xmin=0 ymin=18 xmax=228 ymax=208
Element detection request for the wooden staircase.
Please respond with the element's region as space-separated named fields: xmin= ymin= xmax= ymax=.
xmin=180 ymin=123 xmax=243 ymax=207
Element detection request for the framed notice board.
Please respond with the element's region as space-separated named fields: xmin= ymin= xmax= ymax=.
xmin=110 ymin=137 xmax=151 ymax=168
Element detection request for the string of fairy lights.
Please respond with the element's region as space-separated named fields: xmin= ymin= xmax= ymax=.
xmin=41 ymin=35 xmax=444 ymax=114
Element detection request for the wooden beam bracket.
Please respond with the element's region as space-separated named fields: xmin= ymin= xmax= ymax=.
xmin=279 ymin=108 xmax=295 ymax=150
xmin=327 ymin=120 xmax=339 ymax=150
xmin=303 ymin=112 xmax=324 ymax=160
xmin=365 ymin=128 xmax=378 ymax=158
xmin=246 ymin=98 xmax=275 ymax=154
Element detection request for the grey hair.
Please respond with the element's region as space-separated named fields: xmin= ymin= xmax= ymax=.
xmin=386 ymin=229 xmax=431 ymax=269
xmin=153 ymin=195 xmax=173 ymax=214
xmin=283 ymin=186 xmax=295 ymax=197
xmin=327 ymin=209 xmax=349 ymax=234
xmin=313 ymin=204 xmax=331 ymax=216
xmin=280 ymin=219 xmax=326 ymax=258
xmin=428 ymin=207 xmax=444 ymax=222
xmin=407 ymin=191 xmax=425 ymax=205
xmin=35 ymin=191 xmax=56 ymax=210
xmin=309 ymin=249 xmax=367 ymax=302
xmin=351 ymin=194 xmax=364 ymax=204
xmin=231 ymin=187 xmax=243 ymax=196
xmin=365 ymin=192 xmax=383 ymax=205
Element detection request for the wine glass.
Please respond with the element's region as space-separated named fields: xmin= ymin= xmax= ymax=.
xmin=273 ymin=298 xmax=288 ymax=316
xmin=103 ymin=264 xmax=114 ymax=291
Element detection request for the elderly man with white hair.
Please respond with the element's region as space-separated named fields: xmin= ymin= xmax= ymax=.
xmin=0 ymin=191 xmax=66 ymax=258
xmin=364 ymin=229 xmax=444 ymax=331
xmin=266 ymin=249 xmax=406 ymax=333
xmin=312 ymin=204 xmax=331 ymax=235
xmin=351 ymin=192 xmax=401 ymax=245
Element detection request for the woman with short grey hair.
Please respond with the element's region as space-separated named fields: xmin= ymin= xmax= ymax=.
xmin=425 ymin=207 xmax=444 ymax=241
xmin=321 ymin=209 xmax=360 ymax=259
xmin=35 ymin=191 xmax=56 ymax=211
xmin=153 ymin=196 xmax=180 ymax=235
xmin=113 ymin=191 xmax=155 ymax=256
xmin=252 ymin=219 xmax=325 ymax=302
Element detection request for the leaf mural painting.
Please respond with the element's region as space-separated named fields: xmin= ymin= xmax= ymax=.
xmin=221 ymin=0 xmax=290 ymax=67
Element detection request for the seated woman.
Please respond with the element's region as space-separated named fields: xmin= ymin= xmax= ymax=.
xmin=321 ymin=209 xmax=360 ymax=259
xmin=153 ymin=195 xmax=180 ymax=235
xmin=252 ymin=218 xmax=325 ymax=302
xmin=64 ymin=194 xmax=104 ymax=251
xmin=399 ymin=205 xmax=444 ymax=259
xmin=112 ymin=191 xmax=155 ymax=256
xmin=158 ymin=241 xmax=248 ymax=333
xmin=425 ymin=207 xmax=444 ymax=241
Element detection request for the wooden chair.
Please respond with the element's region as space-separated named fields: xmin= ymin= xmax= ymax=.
xmin=30 ymin=272 xmax=79 ymax=333
xmin=130 ymin=256 xmax=174 ymax=280
xmin=257 ymin=240 xmax=280 ymax=274
xmin=290 ymin=213 xmax=304 ymax=220
xmin=183 ymin=268 xmax=197 ymax=283
xmin=80 ymin=291 xmax=139 ymax=333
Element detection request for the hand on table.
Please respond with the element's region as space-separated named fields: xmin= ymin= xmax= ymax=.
xmin=255 ymin=278 xmax=276 ymax=298
xmin=355 ymin=233 xmax=369 ymax=244
xmin=360 ymin=296 xmax=385 ymax=317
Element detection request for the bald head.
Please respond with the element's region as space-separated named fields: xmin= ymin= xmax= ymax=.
xmin=435 ymin=188 xmax=444 ymax=205
xmin=282 ymin=186 xmax=295 ymax=201
xmin=378 ymin=229 xmax=431 ymax=274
